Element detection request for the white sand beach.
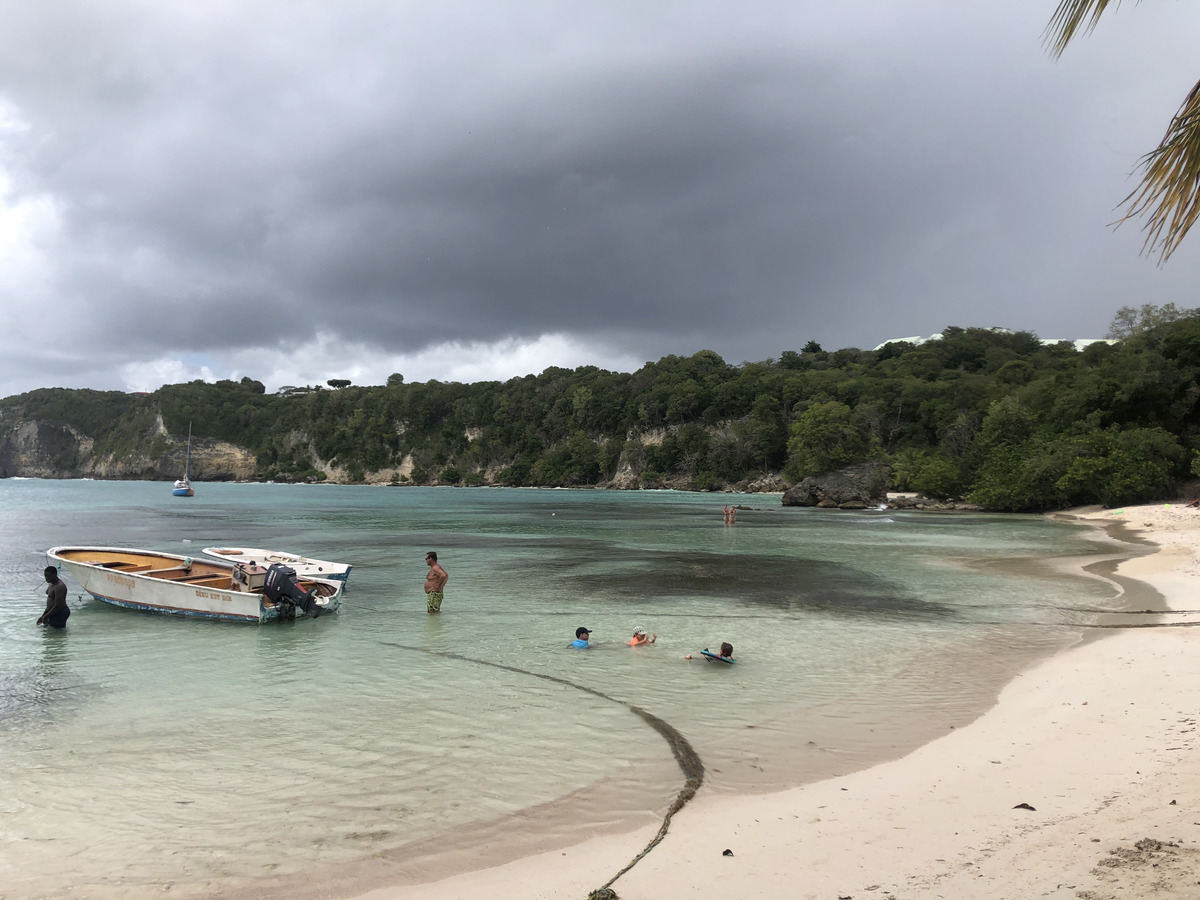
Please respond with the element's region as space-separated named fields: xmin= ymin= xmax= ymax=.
xmin=351 ymin=502 xmax=1200 ymax=900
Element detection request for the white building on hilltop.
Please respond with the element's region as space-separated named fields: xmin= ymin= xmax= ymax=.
xmin=872 ymin=328 xmax=1113 ymax=352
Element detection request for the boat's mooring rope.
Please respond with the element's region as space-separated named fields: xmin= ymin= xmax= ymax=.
xmin=376 ymin=640 xmax=704 ymax=899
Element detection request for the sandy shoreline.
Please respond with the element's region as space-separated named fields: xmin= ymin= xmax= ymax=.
xmin=351 ymin=503 xmax=1200 ymax=900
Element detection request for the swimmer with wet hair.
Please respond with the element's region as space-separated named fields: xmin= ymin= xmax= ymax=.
xmin=684 ymin=641 xmax=734 ymax=662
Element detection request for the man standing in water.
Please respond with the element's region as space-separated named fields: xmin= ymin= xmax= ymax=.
xmin=37 ymin=566 xmax=70 ymax=629
xmin=424 ymin=551 xmax=448 ymax=614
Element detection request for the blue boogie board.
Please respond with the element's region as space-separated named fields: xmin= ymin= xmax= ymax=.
xmin=700 ymin=649 xmax=735 ymax=664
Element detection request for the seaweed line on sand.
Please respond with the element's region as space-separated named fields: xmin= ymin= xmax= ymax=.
xmin=376 ymin=641 xmax=706 ymax=899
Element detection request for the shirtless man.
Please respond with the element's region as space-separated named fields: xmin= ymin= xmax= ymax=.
xmin=37 ymin=566 xmax=70 ymax=629
xmin=424 ymin=551 xmax=448 ymax=613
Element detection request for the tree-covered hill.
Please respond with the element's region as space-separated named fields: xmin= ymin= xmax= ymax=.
xmin=4 ymin=307 xmax=1200 ymax=512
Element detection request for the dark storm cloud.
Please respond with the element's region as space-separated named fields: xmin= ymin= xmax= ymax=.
xmin=0 ymin=0 xmax=1198 ymax=395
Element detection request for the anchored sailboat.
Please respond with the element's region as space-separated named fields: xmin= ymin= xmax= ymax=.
xmin=172 ymin=423 xmax=194 ymax=497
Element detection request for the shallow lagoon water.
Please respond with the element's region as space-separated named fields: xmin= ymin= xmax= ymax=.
xmin=0 ymin=481 xmax=1132 ymax=898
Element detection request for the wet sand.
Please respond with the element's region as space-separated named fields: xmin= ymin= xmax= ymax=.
xmin=350 ymin=502 xmax=1200 ymax=900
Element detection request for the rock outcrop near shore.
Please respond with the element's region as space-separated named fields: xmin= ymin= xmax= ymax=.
xmin=781 ymin=463 xmax=890 ymax=508
xmin=886 ymin=494 xmax=982 ymax=512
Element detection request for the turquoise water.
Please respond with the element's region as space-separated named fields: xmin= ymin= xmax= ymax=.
xmin=0 ymin=481 xmax=1130 ymax=898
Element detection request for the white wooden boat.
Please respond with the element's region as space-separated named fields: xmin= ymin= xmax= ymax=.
xmin=47 ymin=547 xmax=342 ymax=623
xmin=202 ymin=547 xmax=352 ymax=583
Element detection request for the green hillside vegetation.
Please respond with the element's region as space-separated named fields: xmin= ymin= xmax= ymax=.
xmin=5 ymin=306 xmax=1200 ymax=512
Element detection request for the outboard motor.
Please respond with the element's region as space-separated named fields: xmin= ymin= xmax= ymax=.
xmin=264 ymin=563 xmax=321 ymax=619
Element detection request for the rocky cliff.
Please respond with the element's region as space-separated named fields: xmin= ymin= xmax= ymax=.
xmin=0 ymin=413 xmax=255 ymax=481
xmin=0 ymin=407 xmax=777 ymax=489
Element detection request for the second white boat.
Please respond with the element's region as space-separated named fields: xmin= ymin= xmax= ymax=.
xmin=202 ymin=547 xmax=352 ymax=583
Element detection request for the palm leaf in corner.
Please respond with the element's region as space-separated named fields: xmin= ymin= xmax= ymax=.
xmin=1116 ymin=80 xmax=1200 ymax=263
xmin=1043 ymin=0 xmax=1119 ymax=58
xmin=1045 ymin=0 xmax=1200 ymax=262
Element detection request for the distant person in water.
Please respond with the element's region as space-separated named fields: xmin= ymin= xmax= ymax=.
xmin=722 ymin=505 xmax=730 ymax=524
xmin=570 ymin=627 xmax=592 ymax=648
xmin=684 ymin=642 xmax=734 ymax=661
xmin=424 ymin=551 xmax=448 ymax=613
xmin=628 ymin=626 xmax=656 ymax=646
xmin=37 ymin=566 xmax=70 ymax=629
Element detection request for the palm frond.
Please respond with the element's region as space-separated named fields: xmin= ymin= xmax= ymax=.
xmin=1044 ymin=0 xmax=1122 ymax=58
xmin=1117 ymin=79 xmax=1200 ymax=263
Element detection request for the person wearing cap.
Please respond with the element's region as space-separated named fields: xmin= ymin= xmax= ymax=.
xmin=628 ymin=626 xmax=656 ymax=646
xmin=570 ymin=627 xmax=592 ymax=649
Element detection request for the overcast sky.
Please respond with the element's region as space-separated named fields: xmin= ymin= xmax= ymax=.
xmin=1 ymin=0 xmax=1197 ymax=397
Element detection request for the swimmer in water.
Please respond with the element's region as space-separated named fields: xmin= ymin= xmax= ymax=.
xmin=628 ymin=626 xmax=656 ymax=646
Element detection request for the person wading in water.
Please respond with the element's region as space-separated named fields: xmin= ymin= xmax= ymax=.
xmin=37 ymin=566 xmax=70 ymax=629
xmin=424 ymin=551 xmax=448 ymax=613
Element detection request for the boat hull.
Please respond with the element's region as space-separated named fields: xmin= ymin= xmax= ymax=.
xmin=202 ymin=547 xmax=352 ymax=583
xmin=47 ymin=547 xmax=341 ymax=624
xmin=83 ymin=587 xmax=259 ymax=621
